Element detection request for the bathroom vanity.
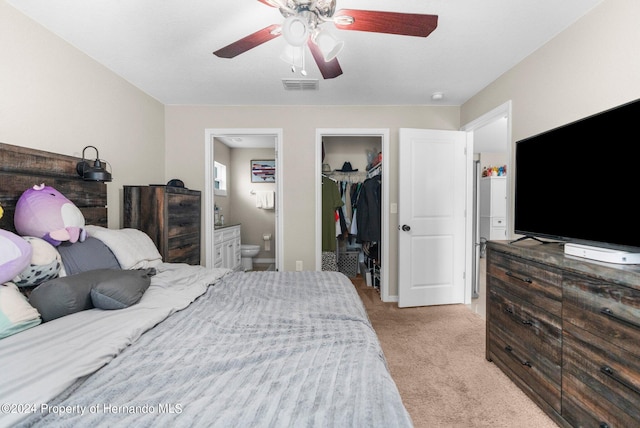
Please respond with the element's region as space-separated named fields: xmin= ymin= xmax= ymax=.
xmin=214 ymin=224 xmax=241 ymax=271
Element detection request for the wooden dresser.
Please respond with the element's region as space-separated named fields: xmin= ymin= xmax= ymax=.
xmin=486 ymin=240 xmax=640 ymax=427
xmin=123 ymin=185 xmax=201 ymax=265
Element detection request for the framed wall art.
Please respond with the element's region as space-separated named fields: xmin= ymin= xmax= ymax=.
xmin=251 ymin=159 xmax=275 ymax=183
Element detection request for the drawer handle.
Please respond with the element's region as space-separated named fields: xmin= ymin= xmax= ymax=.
xmin=600 ymin=365 xmax=640 ymax=396
xmin=600 ymin=307 xmax=640 ymax=330
xmin=502 ymin=307 xmax=534 ymax=327
xmin=505 ymin=271 xmax=532 ymax=284
xmin=504 ymin=345 xmax=532 ymax=368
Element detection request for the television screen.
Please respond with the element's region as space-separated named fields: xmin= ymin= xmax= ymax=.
xmin=514 ymin=98 xmax=640 ymax=251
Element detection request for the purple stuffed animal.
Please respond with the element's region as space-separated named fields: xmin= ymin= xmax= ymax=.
xmin=0 ymin=229 xmax=32 ymax=284
xmin=14 ymin=184 xmax=86 ymax=246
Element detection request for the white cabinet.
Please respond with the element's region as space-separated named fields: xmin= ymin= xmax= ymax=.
xmin=480 ymin=177 xmax=507 ymax=240
xmin=214 ymin=225 xmax=241 ymax=270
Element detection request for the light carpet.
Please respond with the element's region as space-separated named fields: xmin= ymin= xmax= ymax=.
xmin=354 ymin=278 xmax=559 ymax=428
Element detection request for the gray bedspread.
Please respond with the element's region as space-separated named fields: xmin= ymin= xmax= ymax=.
xmin=21 ymin=271 xmax=412 ymax=427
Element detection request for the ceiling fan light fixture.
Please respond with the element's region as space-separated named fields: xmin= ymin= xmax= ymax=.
xmin=282 ymin=15 xmax=310 ymax=46
xmin=213 ymin=5 xmax=438 ymax=81
xmin=280 ymin=44 xmax=304 ymax=69
xmin=313 ymin=30 xmax=344 ymax=62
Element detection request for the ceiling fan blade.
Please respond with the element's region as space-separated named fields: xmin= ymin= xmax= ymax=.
xmin=256 ymin=0 xmax=277 ymax=7
xmin=334 ymin=9 xmax=438 ymax=38
xmin=213 ymin=24 xmax=281 ymax=58
xmin=307 ymin=39 xmax=343 ymax=79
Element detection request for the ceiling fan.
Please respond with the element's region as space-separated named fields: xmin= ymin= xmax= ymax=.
xmin=213 ymin=0 xmax=438 ymax=79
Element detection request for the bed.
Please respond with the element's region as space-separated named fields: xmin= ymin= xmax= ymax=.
xmin=0 ymin=143 xmax=411 ymax=427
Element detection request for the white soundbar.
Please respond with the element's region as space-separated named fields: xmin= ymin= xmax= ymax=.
xmin=564 ymin=243 xmax=640 ymax=264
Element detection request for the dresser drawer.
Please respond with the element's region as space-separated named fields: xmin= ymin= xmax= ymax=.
xmin=488 ymin=322 xmax=561 ymax=413
xmin=167 ymin=195 xmax=200 ymax=237
xmin=221 ymin=226 xmax=240 ymax=241
xmin=168 ymin=192 xmax=200 ymax=212
xmin=562 ymin=324 xmax=640 ymax=427
xmin=167 ymin=233 xmax=200 ymax=265
xmin=488 ymin=286 xmax=562 ymax=371
xmin=492 ymin=217 xmax=506 ymax=227
xmin=563 ymin=273 xmax=640 ymax=356
xmin=487 ymin=251 xmax=562 ymax=316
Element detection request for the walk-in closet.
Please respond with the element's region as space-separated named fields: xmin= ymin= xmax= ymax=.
xmin=321 ymin=136 xmax=382 ymax=290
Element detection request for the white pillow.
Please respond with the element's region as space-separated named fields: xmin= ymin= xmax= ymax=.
xmin=0 ymin=282 xmax=41 ymax=339
xmin=85 ymin=226 xmax=162 ymax=270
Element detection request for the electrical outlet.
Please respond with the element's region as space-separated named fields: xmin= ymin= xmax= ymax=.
xmin=296 ymin=261 xmax=303 ymax=271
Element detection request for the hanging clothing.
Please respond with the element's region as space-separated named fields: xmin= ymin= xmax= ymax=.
xmin=350 ymin=182 xmax=362 ymax=236
xmin=322 ymin=175 xmax=343 ymax=252
xmin=343 ymin=182 xmax=353 ymax=229
xmin=356 ymin=175 xmax=381 ymax=243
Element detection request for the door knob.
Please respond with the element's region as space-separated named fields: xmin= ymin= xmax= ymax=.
xmin=401 ymin=224 xmax=411 ymax=232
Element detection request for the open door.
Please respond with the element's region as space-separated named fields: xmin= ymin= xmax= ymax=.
xmin=398 ymin=128 xmax=471 ymax=308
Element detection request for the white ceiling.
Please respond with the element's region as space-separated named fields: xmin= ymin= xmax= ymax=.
xmin=7 ymin=0 xmax=603 ymax=106
xmin=217 ymin=135 xmax=277 ymax=148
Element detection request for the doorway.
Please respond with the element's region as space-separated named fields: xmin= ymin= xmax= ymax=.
xmin=204 ymin=128 xmax=284 ymax=271
xmin=315 ymin=128 xmax=391 ymax=301
xmin=461 ymin=101 xmax=512 ymax=317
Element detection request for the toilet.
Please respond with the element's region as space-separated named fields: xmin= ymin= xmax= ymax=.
xmin=240 ymin=244 xmax=260 ymax=271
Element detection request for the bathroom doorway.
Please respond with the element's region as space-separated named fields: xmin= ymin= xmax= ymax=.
xmin=204 ymin=128 xmax=284 ymax=271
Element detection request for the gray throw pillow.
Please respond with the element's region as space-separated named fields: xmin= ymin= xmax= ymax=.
xmin=57 ymin=237 xmax=121 ymax=275
xmin=91 ymin=268 xmax=154 ymax=310
xmin=29 ymin=273 xmax=94 ymax=322
xmin=29 ymin=268 xmax=155 ymax=322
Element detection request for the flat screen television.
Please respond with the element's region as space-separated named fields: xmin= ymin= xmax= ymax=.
xmin=514 ymin=97 xmax=640 ymax=256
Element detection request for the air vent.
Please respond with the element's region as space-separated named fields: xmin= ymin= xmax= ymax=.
xmin=282 ymin=78 xmax=319 ymax=91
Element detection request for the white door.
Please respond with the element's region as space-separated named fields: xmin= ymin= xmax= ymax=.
xmin=398 ymin=128 xmax=470 ymax=308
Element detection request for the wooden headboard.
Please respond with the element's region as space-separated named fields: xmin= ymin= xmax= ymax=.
xmin=0 ymin=142 xmax=108 ymax=233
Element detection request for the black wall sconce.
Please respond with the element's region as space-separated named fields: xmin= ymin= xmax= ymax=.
xmin=76 ymin=145 xmax=113 ymax=182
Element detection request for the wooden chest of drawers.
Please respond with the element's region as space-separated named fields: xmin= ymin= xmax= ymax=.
xmin=123 ymin=185 xmax=201 ymax=265
xmin=486 ymin=249 xmax=563 ymax=416
xmin=562 ymin=272 xmax=640 ymax=427
xmin=487 ymin=241 xmax=640 ymax=428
